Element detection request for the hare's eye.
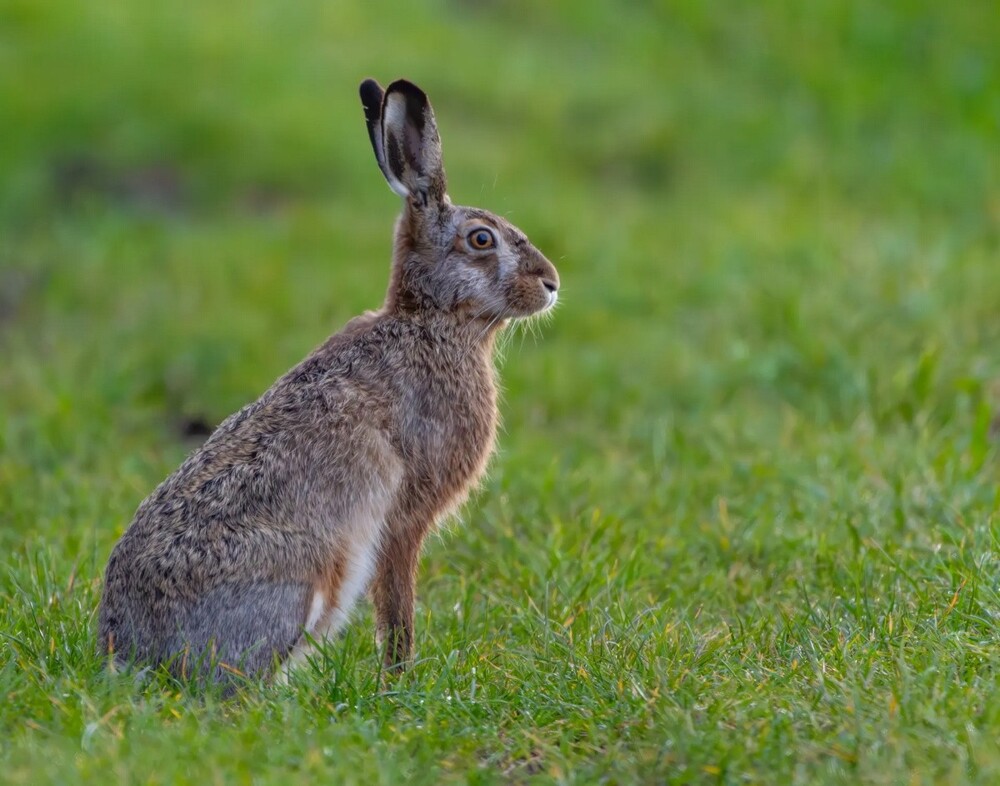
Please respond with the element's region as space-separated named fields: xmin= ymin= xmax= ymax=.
xmin=467 ymin=228 xmax=496 ymax=250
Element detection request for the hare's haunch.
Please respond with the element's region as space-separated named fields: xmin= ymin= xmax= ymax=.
xmin=97 ymin=78 xmax=560 ymax=683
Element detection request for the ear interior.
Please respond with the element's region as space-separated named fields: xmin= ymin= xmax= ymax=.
xmin=380 ymin=79 xmax=445 ymax=203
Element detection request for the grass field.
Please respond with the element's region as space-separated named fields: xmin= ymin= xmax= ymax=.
xmin=2 ymin=0 xmax=1000 ymax=783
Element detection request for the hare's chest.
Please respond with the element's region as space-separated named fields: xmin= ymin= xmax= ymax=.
xmin=399 ymin=372 xmax=498 ymax=502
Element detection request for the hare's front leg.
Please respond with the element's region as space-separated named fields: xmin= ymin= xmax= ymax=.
xmin=370 ymin=528 xmax=424 ymax=672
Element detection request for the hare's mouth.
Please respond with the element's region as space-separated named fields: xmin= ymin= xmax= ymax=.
xmin=513 ymin=290 xmax=557 ymax=319
xmin=533 ymin=285 xmax=558 ymax=315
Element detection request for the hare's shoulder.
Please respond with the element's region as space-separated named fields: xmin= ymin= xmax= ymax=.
xmin=130 ymin=316 xmax=397 ymax=530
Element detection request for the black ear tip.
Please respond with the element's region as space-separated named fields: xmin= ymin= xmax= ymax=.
xmin=359 ymin=78 xmax=384 ymax=108
xmin=385 ymin=78 xmax=429 ymax=103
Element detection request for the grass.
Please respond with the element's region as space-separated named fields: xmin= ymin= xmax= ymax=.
xmin=2 ymin=0 xmax=1000 ymax=782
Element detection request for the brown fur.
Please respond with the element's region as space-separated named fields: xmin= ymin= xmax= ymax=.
xmin=97 ymin=78 xmax=559 ymax=683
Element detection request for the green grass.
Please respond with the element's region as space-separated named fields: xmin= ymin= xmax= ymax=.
xmin=2 ymin=0 xmax=1000 ymax=782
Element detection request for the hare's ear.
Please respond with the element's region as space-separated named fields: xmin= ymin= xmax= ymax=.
xmin=359 ymin=79 xmax=396 ymax=189
xmin=379 ymin=79 xmax=447 ymax=206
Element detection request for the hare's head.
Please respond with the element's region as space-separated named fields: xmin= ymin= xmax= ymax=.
xmin=360 ymin=79 xmax=559 ymax=323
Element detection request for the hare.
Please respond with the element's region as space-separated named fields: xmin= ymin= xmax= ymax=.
xmin=97 ymin=78 xmax=560 ymax=684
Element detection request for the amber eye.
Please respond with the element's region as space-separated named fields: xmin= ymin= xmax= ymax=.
xmin=467 ymin=228 xmax=496 ymax=250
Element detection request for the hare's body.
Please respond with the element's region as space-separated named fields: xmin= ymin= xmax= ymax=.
xmin=98 ymin=78 xmax=558 ymax=682
xmin=101 ymin=312 xmax=497 ymax=677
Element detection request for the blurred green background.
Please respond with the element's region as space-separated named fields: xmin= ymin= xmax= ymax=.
xmin=2 ymin=1 xmax=1000 ymax=783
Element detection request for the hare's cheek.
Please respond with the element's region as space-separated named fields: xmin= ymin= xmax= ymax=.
xmin=458 ymin=263 xmax=499 ymax=306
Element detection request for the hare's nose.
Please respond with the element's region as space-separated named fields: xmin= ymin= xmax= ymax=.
xmin=542 ymin=278 xmax=558 ymax=294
